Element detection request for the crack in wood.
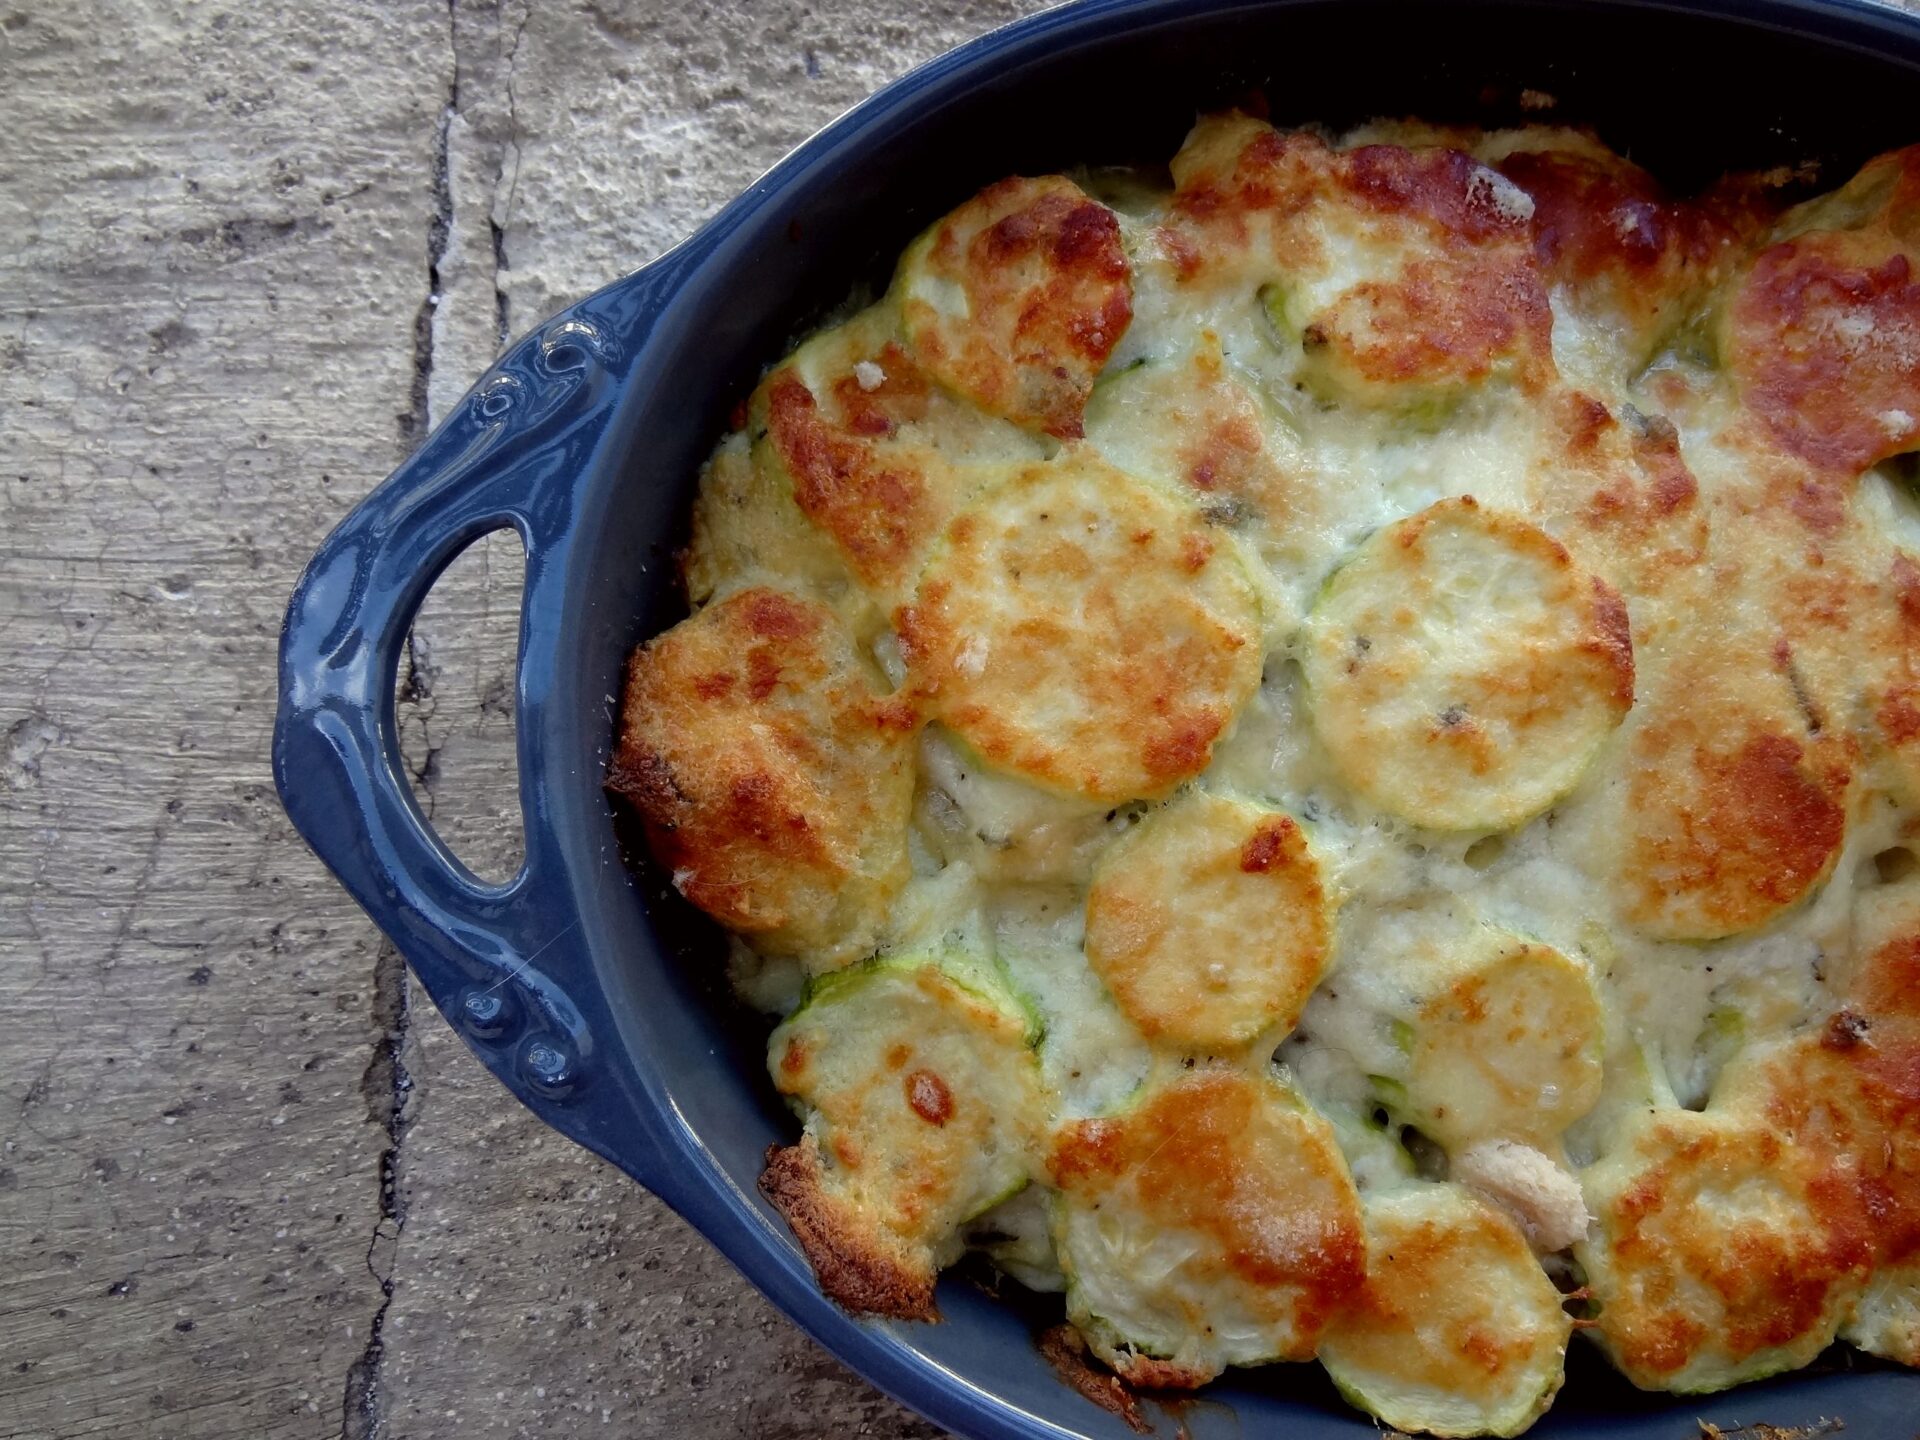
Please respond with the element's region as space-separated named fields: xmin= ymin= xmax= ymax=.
xmin=341 ymin=6 xmax=459 ymax=1434
xmin=402 ymin=0 xmax=462 ymax=453
xmin=342 ymin=943 xmax=418 ymax=1440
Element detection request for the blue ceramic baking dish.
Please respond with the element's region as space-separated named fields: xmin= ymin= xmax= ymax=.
xmin=276 ymin=0 xmax=1920 ymax=1433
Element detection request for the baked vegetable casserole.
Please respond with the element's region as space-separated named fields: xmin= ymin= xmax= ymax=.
xmin=609 ymin=112 xmax=1920 ymax=1436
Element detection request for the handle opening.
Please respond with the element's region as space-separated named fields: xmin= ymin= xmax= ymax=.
xmin=392 ymin=525 xmax=528 ymax=887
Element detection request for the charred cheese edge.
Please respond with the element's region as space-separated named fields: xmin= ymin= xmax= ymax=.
xmin=762 ymin=954 xmax=1043 ymax=1319
xmin=608 ymin=586 xmax=917 ymax=970
xmin=613 ymin=117 xmax=1920 ymax=1435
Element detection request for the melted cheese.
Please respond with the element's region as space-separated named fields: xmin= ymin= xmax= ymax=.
xmin=623 ymin=125 xmax=1920 ymax=1432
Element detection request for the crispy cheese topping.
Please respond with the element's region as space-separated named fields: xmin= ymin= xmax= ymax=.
xmin=619 ymin=118 xmax=1920 ymax=1436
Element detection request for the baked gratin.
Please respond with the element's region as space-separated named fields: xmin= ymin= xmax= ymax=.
xmin=610 ymin=115 xmax=1920 ymax=1436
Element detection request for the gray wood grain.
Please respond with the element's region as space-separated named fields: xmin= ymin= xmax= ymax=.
xmin=0 ymin=5 xmax=448 ymax=1437
xmin=0 ymin=2 xmax=1036 ymax=1437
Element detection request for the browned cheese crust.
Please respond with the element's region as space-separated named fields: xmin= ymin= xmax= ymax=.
xmin=1619 ymin=705 xmax=1851 ymax=942
xmin=608 ymin=587 xmax=917 ymax=966
xmin=897 ymin=454 xmax=1264 ymax=804
xmin=1723 ymin=146 xmax=1920 ymax=475
xmin=1713 ymin=888 xmax=1920 ymax=1359
xmin=756 ymin=343 xmax=955 ymax=594
xmin=759 ymin=1136 xmax=939 ymax=1320
xmin=1528 ymin=390 xmax=1707 ymax=623
xmin=1051 ymin=1070 xmax=1365 ymax=1375
xmin=1084 ymin=792 xmax=1331 ymax=1051
xmin=1582 ymin=1107 xmax=1873 ymax=1390
xmin=899 ymin=175 xmax=1133 ymax=438
xmin=1496 ymin=143 xmax=1740 ymax=355
xmin=1162 ymin=116 xmax=1555 ymax=400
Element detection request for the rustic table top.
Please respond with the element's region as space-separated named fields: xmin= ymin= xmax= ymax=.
xmin=0 ymin=3 xmax=1042 ymax=1436
xmin=6 ymin=2 xmax=1918 ymax=1437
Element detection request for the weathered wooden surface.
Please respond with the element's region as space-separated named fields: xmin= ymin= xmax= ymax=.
xmin=0 ymin=2 xmax=1040 ymax=1437
xmin=21 ymin=3 xmax=1920 ymax=1437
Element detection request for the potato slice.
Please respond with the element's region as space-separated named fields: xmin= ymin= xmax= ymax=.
xmin=1050 ymin=1068 xmax=1364 ymax=1386
xmin=1085 ymin=790 xmax=1331 ymax=1051
xmin=1317 ymin=1185 xmax=1571 ymax=1438
xmin=762 ymin=955 xmax=1043 ymax=1319
xmin=1302 ymin=497 xmax=1634 ymax=831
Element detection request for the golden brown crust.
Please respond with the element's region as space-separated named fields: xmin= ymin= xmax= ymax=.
xmin=1160 ymin=114 xmax=1333 ymax=280
xmin=1526 ymin=393 xmax=1713 ymax=680
xmin=1582 ymin=1109 xmax=1872 ymax=1390
xmin=608 ymin=587 xmax=917 ymax=966
xmin=1317 ymin=145 xmax=1556 ymax=396
xmin=1051 ymin=1070 xmax=1365 ymax=1348
xmin=1619 ymin=706 xmax=1850 ymax=941
xmin=762 ymin=960 xmax=1041 ymax=1317
xmin=1726 ymin=230 xmax=1920 ymax=474
xmin=1861 ymin=552 xmax=1920 ymax=803
xmin=1304 ymin=253 xmax=1548 ymax=394
xmin=900 ymin=175 xmax=1132 ymax=438
xmin=1164 ymin=118 xmax=1555 ymax=401
xmin=1085 ymin=332 xmax=1299 ymax=541
xmin=898 ymin=455 xmax=1263 ymax=804
xmin=1084 ymin=793 xmax=1331 ymax=1051
xmin=1317 ymin=1186 xmax=1569 ymax=1434
xmin=759 ymin=354 xmax=949 ymax=592
xmin=1718 ymin=889 xmax=1920 ymax=1281
xmin=1556 ymin=394 xmax=1702 ymax=542
xmin=759 ymin=1138 xmax=939 ymax=1320
xmin=1718 ymin=146 xmax=1920 ymax=476
xmin=1496 ymin=146 xmax=1738 ymax=350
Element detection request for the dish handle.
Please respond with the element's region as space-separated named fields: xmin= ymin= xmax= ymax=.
xmin=273 ymin=265 xmax=691 ymax=1194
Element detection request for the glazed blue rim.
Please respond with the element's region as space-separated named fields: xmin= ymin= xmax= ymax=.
xmin=276 ymin=0 xmax=1920 ymax=1436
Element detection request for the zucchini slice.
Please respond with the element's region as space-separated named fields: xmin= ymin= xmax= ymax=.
xmin=749 ymin=304 xmax=1040 ymax=602
xmin=1317 ymin=1184 xmax=1571 ymax=1437
xmin=896 ymin=174 xmax=1132 ymax=440
xmin=609 ymin=586 xmax=917 ymax=971
xmin=1301 ymin=496 xmax=1634 ymax=831
xmin=1610 ymin=688 xmax=1851 ymax=941
xmin=1399 ymin=926 xmax=1605 ymax=1151
xmin=762 ymin=954 xmax=1044 ymax=1319
xmin=1085 ymin=789 xmax=1332 ymax=1051
xmin=1576 ymin=1106 xmax=1870 ymax=1393
xmin=1049 ymin=1068 xmax=1364 ymax=1386
xmin=899 ymin=453 xmax=1265 ymax=805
